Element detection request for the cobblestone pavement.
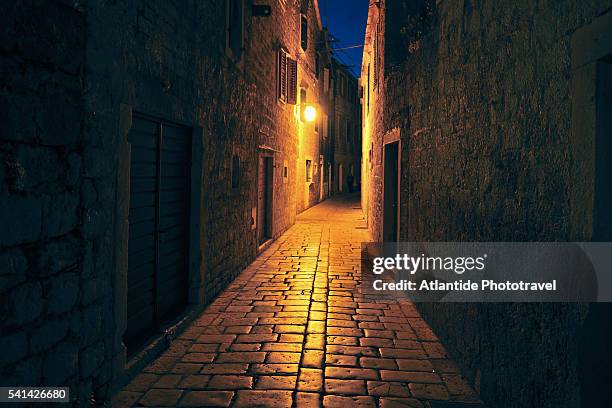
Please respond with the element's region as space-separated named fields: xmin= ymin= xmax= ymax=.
xmin=114 ymin=194 xmax=480 ymax=408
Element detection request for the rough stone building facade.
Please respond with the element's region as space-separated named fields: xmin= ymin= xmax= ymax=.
xmin=0 ymin=0 xmax=330 ymax=405
xmin=363 ymin=0 xmax=612 ymax=407
xmin=330 ymin=59 xmax=362 ymax=195
xmin=361 ymin=3 xmax=386 ymax=240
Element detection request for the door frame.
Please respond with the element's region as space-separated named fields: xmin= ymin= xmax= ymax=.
xmin=570 ymin=11 xmax=612 ymax=240
xmin=113 ymin=104 xmax=203 ymax=392
xmin=383 ymin=129 xmax=401 ymax=242
xmin=257 ymin=150 xmax=274 ymax=249
xmin=319 ymin=155 xmax=325 ymax=201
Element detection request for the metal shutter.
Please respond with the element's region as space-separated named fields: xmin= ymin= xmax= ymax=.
xmin=125 ymin=113 xmax=191 ymax=355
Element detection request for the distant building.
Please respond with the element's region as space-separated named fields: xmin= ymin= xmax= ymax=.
xmin=330 ymin=59 xmax=362 ymax=195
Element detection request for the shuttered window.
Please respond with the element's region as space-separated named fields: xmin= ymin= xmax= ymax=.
xmin=301 ymin=14 xmax=308 ymax=51
xmin=278 ymin=49 xmax=287 ymax=102
xmin=287 ymin=57 xmax=297 ymax=104
xmin=278 ymin=49 xmax=297 ymax=104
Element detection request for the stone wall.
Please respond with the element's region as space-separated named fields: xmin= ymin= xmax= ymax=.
xmin=83 ymin=3 xmax=264 ymax=397
xmin=0 ymin=1 xmax=111 ymax=405
xmin=361 ymin=3 xmax=386 ymax=240
xmin=1 ymin=0 xmax=328 ymax=405
xmin=371 ymin=0 xmax=612 ymax=406
xmin=245 ymin=0 xmax=326 ymax=223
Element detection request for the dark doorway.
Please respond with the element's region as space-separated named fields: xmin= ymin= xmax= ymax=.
xmin=593 ymin=60 xmax=612 ymax=241
xmin=383 ymin=141 xmax=399 ymax=242
xmin=579 ymin=59 xmax=612 ymax=408
xmin=125 ymin=113 xmax=191 ymax=356
xmin=257 ymin=155 xmax=273 ymax=245
xmin=328 ymin=162 xmax=332 ymax=197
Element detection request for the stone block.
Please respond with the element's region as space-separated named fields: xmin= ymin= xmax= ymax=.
xmin=43 ymin=341 xmax=79 ymax=385
xmin=6 ymin=354 xmax=43 ymax=386
xmin=80 ymin=341 xmax=105 ymax=378
xmin=0 ymin=332 xmax=28 ymax=367
xmin=82 ymin=278 xmax=107 ymax=306
xmin=31 ymin=236 xmax=80 ymax=277
xmin=81 ymin=179 xmax=97 ymax=208
xmin=30 ymin=317 xmax=70 ymax=353
xmin=0 ymin=93 xmax=38 ymax=143
xmin=42 ymin=192 xmax=79 ymax=238
xmin=5 ymin=282 xmax=43 ymax=326
xmin=46 ymin=273 xmax=80 ymax=315
xmin=80 ymin=304 xmax=104 ymax=347
xmin=66 ymin=153 xmax=82 ymax=188
xmin=0 ymin=195 xmax=42 ymax=246
xmin=36 ymin=96 xmax=81 ymax=146
xmin=0 ymin=248 xmax=28 ymax=293
xmin=7 ymin=145 xmax=64 ymax=193
xmin=81 ymin=206 xmax=110 ymax=240
xmin=83 ymin=147 xmax=109 ymax=178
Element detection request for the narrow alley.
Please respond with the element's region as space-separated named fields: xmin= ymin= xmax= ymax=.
xmin=2 ymin=1 xmax=612 ymax=407
xmin=113 ymin=195 xmax=478 ymax=407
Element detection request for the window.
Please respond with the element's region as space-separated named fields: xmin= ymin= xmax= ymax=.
xmin=301 ymin=14 xmax=308 ymax=51
xmin=337 ymin=74 xmax=346 ymax=97
xmin=226 ymin=0 xmax=244 ymax=60
xmin=324 ymin=67 xmax=330 ymax=93
xmin=318 ymin=114 xmax=326 ymax=138
xmin=231 ymin=155 xmax=240 ymax=189
xmin=283 ymin=160 xmax=288 ymax=183
xmin=306 ymin=159 xmax=312 ymax=182
xmin=278 ymin=49 xmax=297 ymax=104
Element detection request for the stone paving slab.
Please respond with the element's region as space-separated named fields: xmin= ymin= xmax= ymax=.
xmin=113 ymin=194 xmax=480 ymax=408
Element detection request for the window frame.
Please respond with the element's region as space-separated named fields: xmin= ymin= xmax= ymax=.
xmin=306 ymin=159 xmax=313 ymax=182
xmin=225 ymin=0 xmax=245 ymax=61
xmin=278 ymin=48 xmax=297 ymax=104
xmin=300 ymin=13 xmax=308 ymax=51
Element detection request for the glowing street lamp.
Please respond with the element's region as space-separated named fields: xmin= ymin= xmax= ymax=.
xmin=302 ymin=104 xmax=317 ymax=122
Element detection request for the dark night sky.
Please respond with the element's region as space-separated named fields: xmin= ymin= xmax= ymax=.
xmin=319 ymin=0 xmax=370 ymax=78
